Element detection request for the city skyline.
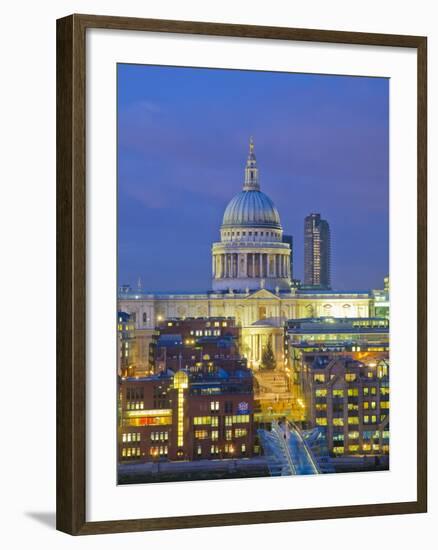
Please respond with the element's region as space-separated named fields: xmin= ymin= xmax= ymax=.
xmin=118 ymin=64 xmax=389 ymax=292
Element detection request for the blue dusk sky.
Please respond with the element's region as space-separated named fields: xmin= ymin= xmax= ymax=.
xmin=118 ymin=64 xmax=389 ymax=292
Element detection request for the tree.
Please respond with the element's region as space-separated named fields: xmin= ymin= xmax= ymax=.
xmin=261 ymin=339 xmax=276 ymax=370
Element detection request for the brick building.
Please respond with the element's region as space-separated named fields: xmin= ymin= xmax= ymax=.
xmin=299 ymin=353 xmax=389 ymax=457
xmin=118 ymin=360 xmax=255 ymax=463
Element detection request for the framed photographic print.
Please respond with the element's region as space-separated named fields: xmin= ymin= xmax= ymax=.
xmin=56 ymin=14 xmax=427 ymax=535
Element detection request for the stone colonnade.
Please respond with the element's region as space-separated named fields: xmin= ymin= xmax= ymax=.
xmin=213 ymin=252 xmax=290 ymax=279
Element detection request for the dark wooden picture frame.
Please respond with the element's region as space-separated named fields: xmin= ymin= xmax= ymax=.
xmin=56 ymin=13 xmax=427 ymax=535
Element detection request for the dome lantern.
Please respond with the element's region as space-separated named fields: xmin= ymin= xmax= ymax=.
xmin=243 ymin=136 xmax=260 ymax=191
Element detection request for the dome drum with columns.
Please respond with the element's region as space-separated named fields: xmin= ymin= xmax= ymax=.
xmin=212 ymin=138 xmax=291 ymax=292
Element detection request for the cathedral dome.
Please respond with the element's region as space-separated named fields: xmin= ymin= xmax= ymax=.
xmin=221 ymin=137 xmax=282 ymax=230
xmin=212 ymin=138 xmax=291 ymax=293
xmin=222 ymin=190 xmax=281 ymax=229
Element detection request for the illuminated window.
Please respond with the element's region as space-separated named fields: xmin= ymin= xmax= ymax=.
xmin=345 ymin=373 xmax=356 ymax=382
xmin=210 ymin=401 xmax=220 ymax=412
xmin=211 ymin=416 xmax=219 ymax=427
xmin=193 ymin=416 xmax=212 ymax=425
xmin=225 ymin=430 xmax=232 ymax=441
xmin=211 ymin=430 xmax=219 ymax=441
xmin=333 ymin=446 xmax=344 ymax=454
xmin=315 ymin=389 xmax=327 ymax=397
xmin=348 ymin=417 xmax=359 ymax=425
xmin=332 ymin=389 xmax=344 ymax=398
xmin=371 ymin=401 xmax=377 ymax=409
xmin=381 ymin=401 xmax=390 ymax=409
xmin=315 ymin=403 xmax=327 ymax=411
xmin=364 ymin=415 xmax=370 ymax=423
xmin=362 ymin=443 xmax=371 ymax=451
xmin=241 ymin=444 xmax=246 ymax=453
xmin=348 ymin=388 xmax=359 ymax=397
xmin=314 ymin=374 xmax=325 ymax=383
xmin=333 ymin=418 xmax=344 ymax=426
xmin=363 ymin=402 xmax=369 ymax=409
xmin=234 ymin=428 xmax=247 ymax=438
xmin=348 ymin=445 xmax=360 ymax=452
xmin=348 ymin=431 xmax=359 ymax=439
xmin=197 ymin=445 xmax=202 ymax=455
xmin=316 ymin=418 xmax=327 ymax=426
xmin=195 ymin=430 xmax=209 ymax=440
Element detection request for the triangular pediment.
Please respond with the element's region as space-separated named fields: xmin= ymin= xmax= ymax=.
xmin=246 ymin=289 xmax=280 ymax=300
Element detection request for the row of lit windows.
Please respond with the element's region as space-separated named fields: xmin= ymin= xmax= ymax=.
xmin=126 ymin=401 xmax=144 ymax=410
xmin=316 ymin=417 xmax=359 ymax=426
xmin=188 ymin=329 xmax=222 ymax=338
xmin=150 ymin=446 xmax=168 ymax=457
xmin=125 ymin=416 xmax=172 ymax=427
xmin=333 ymin=430 xmax=389 ymax=442
xmin=122 ymin=432 xmax=141 ymax=443
xmin=193 ymin=416 xmax=219 ymax=426
xmin=190 ymin=322 xmax=227 ymax=333
xmin=333 ymin=443 xmax=387 ymax=453
xmin=118 ymin=323 xmax=135 ymax=331
xmin=225 ymin=415 xmax=250 ymax=425
xmin=196 ymin=444 xmax=247 ymax=455
xmin=315 ymin=387 xmax=384 ymax=399
xmin=316 ymin=414 xmax=388 ymax=426
xmin=195 ymin=428 xmax=248 ymax=440
xmin=121 ymin=447 xmax=141 ymax=457
xmin=193 ymin=415 xmax=250 ymax=426
xmin=314 ymin=373 xmax=359 ymax=383
xmin=150 ymin=431 xmax=169 ymax=441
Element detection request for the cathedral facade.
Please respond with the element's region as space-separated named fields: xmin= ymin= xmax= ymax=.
xmin=119 ymin=140 xmax=375 ymax=371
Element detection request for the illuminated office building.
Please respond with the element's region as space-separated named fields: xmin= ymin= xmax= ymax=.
xmin=304 ymin=213 xmax=331 ymax=289
xmin=297 ymin=353 xmax=389 ymax=457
